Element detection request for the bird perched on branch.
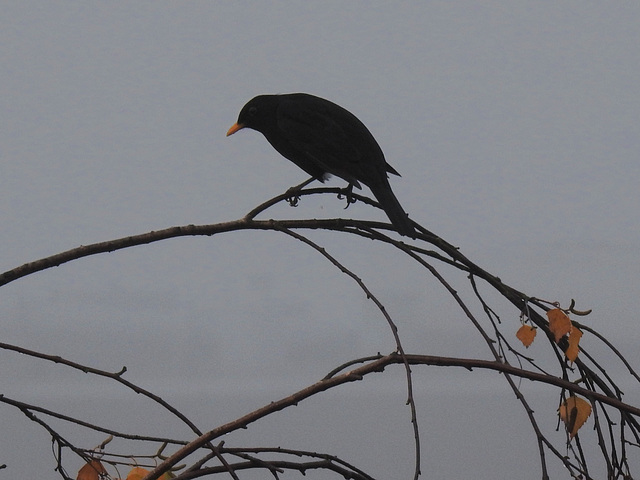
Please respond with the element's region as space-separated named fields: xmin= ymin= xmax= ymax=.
xmin=227 ymin=93 xmax=415 ymax=237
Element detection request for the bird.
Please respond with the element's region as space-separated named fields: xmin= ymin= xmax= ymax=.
xmin=226 ymin=93 xmax=416 ymax=237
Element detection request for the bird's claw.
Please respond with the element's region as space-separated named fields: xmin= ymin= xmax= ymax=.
xmin=284 ymin=176 xmax=317 ymax=207
xmin=285 ymin=186 xmax=301 ymax=207
xmin=337 ymin=184 xmax=357 ymax=210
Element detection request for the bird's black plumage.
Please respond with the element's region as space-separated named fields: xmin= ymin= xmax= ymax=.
xmin=227 ymin=93 xmax=415 ymax=237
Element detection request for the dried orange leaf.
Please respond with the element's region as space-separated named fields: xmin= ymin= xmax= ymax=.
xmin=566 ymin=326 xmax=583 ymax=363
xmin=547 ymin=308 xmax=572 ymax=342
xmin=126 ymin=467 xmax=150 ymax=480
xmin=558 ymin=396 xmax=592 ymax=439
xmin=77 ymin=460 xmax=107 ymax=480
xmin=516 ymin=324 xmax=537 ymax=347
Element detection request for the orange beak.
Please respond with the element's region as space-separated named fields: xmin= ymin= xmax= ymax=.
xmin=226 ymin=122 xmax=245 ymax=136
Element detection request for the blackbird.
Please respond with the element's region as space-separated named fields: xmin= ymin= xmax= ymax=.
xmin=226 ymin=93 xmax=415 ymax=237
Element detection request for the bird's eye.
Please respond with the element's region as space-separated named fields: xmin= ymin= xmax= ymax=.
xmin=248 ymin=106 xmax=258 ymax=117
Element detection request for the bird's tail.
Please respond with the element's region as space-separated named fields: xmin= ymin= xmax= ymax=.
xmin=369 ymin=181 xmax=416 ymax=238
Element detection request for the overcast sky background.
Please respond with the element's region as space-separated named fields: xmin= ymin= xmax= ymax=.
xmin=2 ymin=3 xmax=640 ymax=479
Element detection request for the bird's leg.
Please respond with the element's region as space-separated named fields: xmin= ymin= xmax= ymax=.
xmin=338 ymin=183 xmax=357 ymax=209
xmin=284 ymin=176 xmax=316 ymax=207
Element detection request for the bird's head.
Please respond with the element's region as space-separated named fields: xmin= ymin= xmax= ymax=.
xmin=226 ymin=95 xmax=279 ymax=136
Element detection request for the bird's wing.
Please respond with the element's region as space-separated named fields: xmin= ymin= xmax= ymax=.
xmin=276 ymin=100 xmax=365 ymax=186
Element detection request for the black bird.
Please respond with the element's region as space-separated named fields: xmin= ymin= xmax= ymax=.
xmin=226 ymin=93 xmax=415 ymax=237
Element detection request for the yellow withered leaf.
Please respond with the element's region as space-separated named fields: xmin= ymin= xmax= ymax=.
xmin=516 ymin=324 xmax=537 ymax=347
xmin=77 ymin=460 xmax=106 ymax=480
xmin=122 ymin=467 xmax=172 ymax=480
xmin=558 ymin=396 xmax=592 ymax=439
xmin=566 ymin=326 xmax=583 ymax=363
xmin=126 ymin=467 xmax=150 ymax=480
xmin=547 ymin=308 xmax=572 ymax=342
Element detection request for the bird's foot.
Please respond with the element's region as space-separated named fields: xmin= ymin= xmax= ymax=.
xmin=337 ymin=184 xmax=357 ymax=210
xmin=284 ymin=176 xmax=317 ymax=207
xmin=285 ymin=186 xmax=302 ymax=207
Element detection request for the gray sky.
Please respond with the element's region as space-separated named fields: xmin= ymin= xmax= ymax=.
xmin=2 ymin=3 xmax=639 ymax=479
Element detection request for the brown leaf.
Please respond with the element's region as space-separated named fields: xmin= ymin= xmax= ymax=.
xmin=558 ymin=396 xmax=592 ymax=439
xmin=126 ymin=467 xmax=150 ymax=480
xmin=516 ymin=324 xmax=537 ymax=347
xmin=547 ymin=308 xmax=572 ymax=342
xmin=77 ymin=460 xmax=106 ymax=480
xmin=566 ymin=326 xmax=583 ymax=363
